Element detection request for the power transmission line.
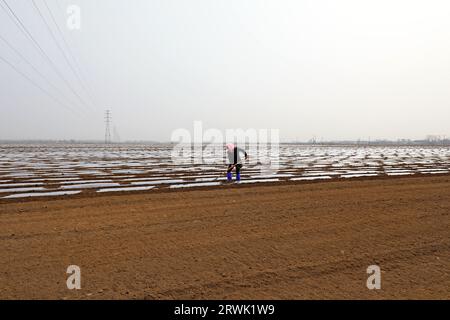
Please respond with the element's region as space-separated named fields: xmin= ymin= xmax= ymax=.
xmin=1 ymin=0 xmax=92 ymax=113
xmin=0 ymin=32 xmax=80 ymax=111
xmin=43 ymin=0 xmax=97 ymax=108
xmin=28 ymin=0 xmax=93 ymax=112
xmin=0 ymin=53 xmax=83 ymax=117
xmin=31 ymin=0 xmax=95 ymax=110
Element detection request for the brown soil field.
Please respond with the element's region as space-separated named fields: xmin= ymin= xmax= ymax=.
xmin=0 ymin=176 xmax=449 ymax=300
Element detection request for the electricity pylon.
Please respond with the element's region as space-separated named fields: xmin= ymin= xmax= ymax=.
xmin=105 ymin=109 xmax=111 ymax=144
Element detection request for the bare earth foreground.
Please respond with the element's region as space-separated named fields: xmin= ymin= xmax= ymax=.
xmin=1 ymin=176 xmax=449 ymax=299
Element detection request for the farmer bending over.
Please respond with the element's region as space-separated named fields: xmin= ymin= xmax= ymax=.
xmin=225 ymin=143 xmax=248 ymax=182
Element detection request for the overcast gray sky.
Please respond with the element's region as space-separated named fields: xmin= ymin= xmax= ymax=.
xmin=0 ymin=0 xmax=449 ymax=141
